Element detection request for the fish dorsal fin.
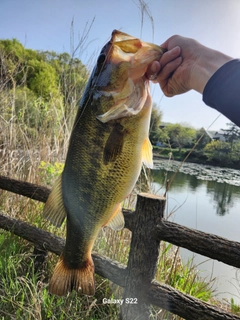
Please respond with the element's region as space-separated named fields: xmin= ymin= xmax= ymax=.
xmin=43 ymin=174 xmax=66 ymax=227
xmin=105 ymin=204 xmax=125 ymax=231
xmin=104 ymin=123 xmax=125 ymax=165
xmin=142 ymin=138 xmax=153 ymax=169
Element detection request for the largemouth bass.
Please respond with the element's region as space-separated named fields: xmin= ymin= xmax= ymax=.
xmin=43 ymin=30 xmax=165 ymax=296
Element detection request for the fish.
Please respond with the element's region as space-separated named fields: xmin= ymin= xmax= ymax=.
xmin=43 ymin=30 xmax=165 ymax=296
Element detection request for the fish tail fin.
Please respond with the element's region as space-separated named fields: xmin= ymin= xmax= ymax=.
xmin=49 ymin=255 xmax=95 ymax=296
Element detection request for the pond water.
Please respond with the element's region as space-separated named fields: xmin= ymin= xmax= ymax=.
xmin=152 ymin=159 xmax=240 ymax=303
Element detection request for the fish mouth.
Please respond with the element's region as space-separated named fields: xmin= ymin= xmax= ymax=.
xmin=99 ymin=29 xmax=165 ymax=84
xmin=109 ymin=30 xmax=165 ymax=81
xmin=96 ymin=30 xmax=165 ymax=123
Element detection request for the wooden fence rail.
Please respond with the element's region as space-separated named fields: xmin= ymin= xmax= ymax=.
xmin=1 ymin=175 xmax=240 ymax=320
xmin=1 ymin=175 xmax=240 ymax=268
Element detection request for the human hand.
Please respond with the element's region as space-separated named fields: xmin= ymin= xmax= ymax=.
xmin=147 ymin=35 xmax=232 ymax=96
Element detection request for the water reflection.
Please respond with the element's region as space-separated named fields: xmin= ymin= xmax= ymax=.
xmin=207 ymin=181 xmax=236 ymax=216
xmin=189 ymin=175 xmax=202 ymax=191
xmin=152 ymin=169 xmax=205 ymax=192
xmin=151 ymin=161 xmax=240 ymax=302
xmin=151 ymin=168 xmax=240 ymax=217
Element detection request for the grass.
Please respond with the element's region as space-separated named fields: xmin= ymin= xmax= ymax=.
xmin=156 ymin=243 xmax=214 ymax=302
xmin=0 ymin=170 xmax=210 ymax=319
xmin=0 ymin=159 xmax=229 ymax=320
xmin=1 ymin=138 xmax=239 ymax=319
xmin=0 ymin=232 xmax=120 ymax=320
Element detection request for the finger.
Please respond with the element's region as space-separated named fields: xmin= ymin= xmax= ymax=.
xmin=159 ymin=46 xmax=181 ymax=68
xmin=157 ymin=56 xmax=183 ymax=82
xmin=146 ymin=61 xmax=161 ymax=80
xmin=148 ymin=61 xmax=160 ymax=74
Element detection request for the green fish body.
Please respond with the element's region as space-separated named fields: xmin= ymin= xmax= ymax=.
xmin=43 ymin=30 xmax=165 ymax=296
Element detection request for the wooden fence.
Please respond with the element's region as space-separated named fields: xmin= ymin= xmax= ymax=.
xmin=1 ymin=174 xmax=240 ymax=320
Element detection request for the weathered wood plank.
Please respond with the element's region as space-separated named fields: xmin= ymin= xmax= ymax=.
xmin=0 ymin=211 xmax=127 ymax=287
xmin=0 ymin=211 xmax=239 ymax=320
xmin=2 ymin=174 xmax=240 ymax=270
xmin=0 ymin=175 xmax=135 ymax=229
xmin=157 ymin=220 xmax=240 ymax=268
xmin=0 ymin=175 xmax=50 ymax=202
xmin=1 ymin=175 xmax=240 ymax=319
xmin=148 ymin=281 xmax=240 ymax=320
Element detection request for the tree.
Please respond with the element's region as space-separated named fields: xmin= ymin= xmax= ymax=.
xmin=0 ymin=39 xmax=22 ymax=94
xmin=0 ymin=38 xmax=89 ymax=152
xmin=28 ymin=60 xmax=59 ymax=100
xmin=195 ymin=128 xmax=212 ymax=150
xmin=204 ymin=140 xmax=231 ymax=162
xmin=39 ymin=50 xmax=89 ymax=127
xmin=149 ymin=103 xmax=166 ymax=145
xmin=166 ymin=124 xmax=195 ymax=151
xmin=222 ymin=122 xmax=240 ymax=150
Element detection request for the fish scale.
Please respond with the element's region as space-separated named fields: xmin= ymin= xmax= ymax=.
xmin=43 ymin=30 xmax=165 ymax=296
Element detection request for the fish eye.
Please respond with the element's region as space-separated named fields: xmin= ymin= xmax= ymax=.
xmin=97 ymin=53 xmax=106 ymax=65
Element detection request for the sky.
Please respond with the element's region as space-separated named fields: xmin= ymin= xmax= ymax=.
xmin=1 ymin=0 xmax=240 ymax=131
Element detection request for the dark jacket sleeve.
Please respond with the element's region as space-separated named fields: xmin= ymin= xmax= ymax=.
xmin=203 ymin=59 xmax=240 ymax=127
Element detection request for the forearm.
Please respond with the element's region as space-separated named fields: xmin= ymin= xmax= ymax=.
xmin=203 ymin=59 xmax=240 ymax=127
xmin=191 ymin=46 xmax=233 ymax=94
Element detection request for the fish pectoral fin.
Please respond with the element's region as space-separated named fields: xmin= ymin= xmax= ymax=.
xmin=104 ymin=123 xmax=125 ymax=164
xmin=105 ymin=204 xmax=125 ymax=231
xmin=142 ymin=138 xmax=153 ymax=169
xmin=43 ymin=174 xmax=66 ymax=227
xmin=96 ymin=101 xmax=142 ymax=123
xmin=96 ymin=102 xmax=130 ymax=123
xmin=96 ymin=79 xmax=136 ymax=123
xmin=96 ymin=77 xmax=147 ymax=124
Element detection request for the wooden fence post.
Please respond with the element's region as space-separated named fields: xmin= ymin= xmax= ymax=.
xmin=120 ymin=193 xmax=166 ymax=320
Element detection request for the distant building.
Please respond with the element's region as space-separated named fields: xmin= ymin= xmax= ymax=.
xmin=205 ymin=129 xmax=226 ymax=142
xmin=213 ymin=130 xmax=227 ymax=142
xmin=203 ymin=129 xmax=214 ymax=140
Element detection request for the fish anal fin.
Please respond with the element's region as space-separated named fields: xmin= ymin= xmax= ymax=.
xmin=49 ymin=255 xmax=95 ymax=296
xmin=104 ymin=123 xmax=126 ymax=164
xmin=105 ymin=204 xmax=125 ymax=231
xmin=142 ymin=138 xmax=153 ymax=168
xmin=43 ymin=174 xmax=66 ymax=227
